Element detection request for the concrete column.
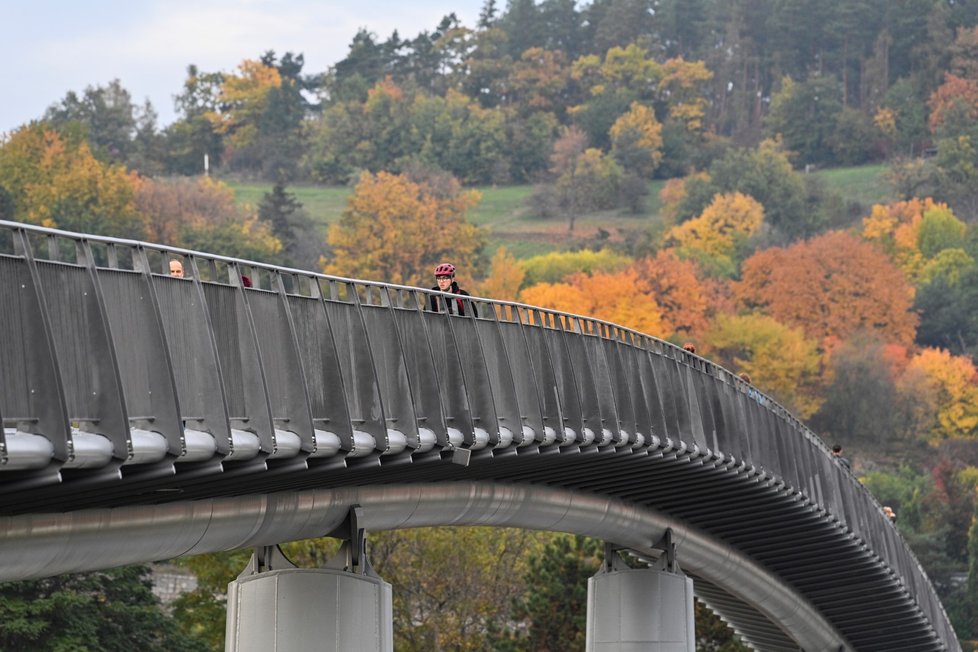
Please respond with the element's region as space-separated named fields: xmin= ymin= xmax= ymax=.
xmin=586 ymin=551 xmax=694 ymax=652
xmin=225 ymin=545 xmax=393 ymax=652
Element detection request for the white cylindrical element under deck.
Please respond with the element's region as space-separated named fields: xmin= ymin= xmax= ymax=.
xmin=225 ymin=568 xmax=393 ymax=652
xmin=586 ymin=566 xmax=695 ymax=652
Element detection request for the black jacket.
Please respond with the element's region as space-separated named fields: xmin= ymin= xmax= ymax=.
xmin=429 ymin=281 xmax=478 ymax=317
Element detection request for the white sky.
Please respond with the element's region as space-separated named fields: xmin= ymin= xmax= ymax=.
xmin=1 ymin=0 xmax=486 ymax=134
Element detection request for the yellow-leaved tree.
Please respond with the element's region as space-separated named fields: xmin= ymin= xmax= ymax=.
xmin=705 ymin=313 xmax=824 ymax=418
xmin=0 ymin=123 xmax=144 ymax=239
xmin=861 ymin=198 xmax=972 ymax=282
xmin=906 ymin=347 xmax=978 ymax=442
xmin=521 ymin=248 xmax=632 ymax=287
xmin=609 ymin=102 xmax=663 ymax=178
xmin=206 ymin=59 xmax=282 ymax=151
xmin=325 ymin=171 xmax=484 ymax=287
xmin=665 ymin=191 xmax=764 ymax=277
xmin=478 ymin=247 xmax=524 ymax=302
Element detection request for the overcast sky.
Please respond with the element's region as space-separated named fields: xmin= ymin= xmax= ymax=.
xmin=1 ymin=0 xmax=486 ymax=134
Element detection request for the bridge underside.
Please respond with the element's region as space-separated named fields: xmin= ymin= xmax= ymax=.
xmin=0 ymin=436 xmax=944 ymax=651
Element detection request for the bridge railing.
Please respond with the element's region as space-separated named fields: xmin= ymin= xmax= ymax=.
xmin=0 ymin=219 xmax=952 ymax=646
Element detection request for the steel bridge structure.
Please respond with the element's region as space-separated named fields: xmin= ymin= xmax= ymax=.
xmin=0 ymin=220 xmax=960 ymax=651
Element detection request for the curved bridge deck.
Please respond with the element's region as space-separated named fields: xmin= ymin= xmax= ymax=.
xmin=0 ymin=221 xmax=959 ymax=651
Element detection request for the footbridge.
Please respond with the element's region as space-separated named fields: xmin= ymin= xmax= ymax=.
xmin=0 ymin=221 xmax=959 ymax=651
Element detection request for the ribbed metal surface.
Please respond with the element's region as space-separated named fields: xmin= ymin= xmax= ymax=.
xmin=0 ymin=220 xmax=960 ymax=652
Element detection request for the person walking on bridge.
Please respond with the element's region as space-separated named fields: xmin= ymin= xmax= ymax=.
xmin=429 ymin=263 xmax=478 ymax=317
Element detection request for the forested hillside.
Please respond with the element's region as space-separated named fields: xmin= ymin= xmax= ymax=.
xmin=3 ymin=1 xmax=978 ymax=650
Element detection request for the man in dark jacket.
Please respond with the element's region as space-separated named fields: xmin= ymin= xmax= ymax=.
xmin=429 ymin=262 xmax=478 ymax=317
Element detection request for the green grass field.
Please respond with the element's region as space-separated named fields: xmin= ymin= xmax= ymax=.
xmin=227 ymin=164 xmax=893 ymax=260
xmin=813 ymin=164 xmax=892 ymax=208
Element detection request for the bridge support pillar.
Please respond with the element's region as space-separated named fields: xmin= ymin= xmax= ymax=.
xmin=225 ymin=513 xmax=393 ymax=652
xmin=586 ymin=535 xmax=694 ymax=652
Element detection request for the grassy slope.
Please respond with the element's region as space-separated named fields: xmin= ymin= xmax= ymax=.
xmin=227 ymin=164 xmax=892 ymax=260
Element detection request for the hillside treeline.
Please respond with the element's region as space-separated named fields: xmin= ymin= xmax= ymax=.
xmin=7 ymin=1 xmax=978 ymax=188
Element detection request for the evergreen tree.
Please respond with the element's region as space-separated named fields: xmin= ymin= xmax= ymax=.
xmin=0 ymin=565 xmax=208 ymax=652
xmin=489 ymin=534 xmax=601 ymax=650
xmin=258 ymin=181 xmax=319 ymax=270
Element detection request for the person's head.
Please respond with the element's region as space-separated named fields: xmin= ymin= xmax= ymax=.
xmin=738 ymin=372 xmax=752 ymax=384
xmin=682 ymin=342 xmax=696 ymax=353
xmin=169 ymin=259 xmax=184 ymax=277
xmin=831 ymin=444 xmax=843 ymax=456
xmin=434 ymin=263 xmax=456 ymax=290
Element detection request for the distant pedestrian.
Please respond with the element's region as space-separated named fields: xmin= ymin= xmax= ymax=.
xmin=831 ymin=444 xmax=851 ymax=471
xmin=429 ymin=263 xmax=477 ymax=317
xmin=169 ymin=259 xmax=185 ymax=277
xmin=883 ymin=506 xmax=897 ymax=522
xmin=682 ymin=342 xmax=696 ymax=353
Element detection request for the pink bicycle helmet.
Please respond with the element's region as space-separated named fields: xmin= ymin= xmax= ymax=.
xmin=434 ymin=263 xmax=456 ymax=277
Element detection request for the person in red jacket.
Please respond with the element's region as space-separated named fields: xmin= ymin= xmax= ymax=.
xmin=429 ymin=263 xmax=478 ymax=317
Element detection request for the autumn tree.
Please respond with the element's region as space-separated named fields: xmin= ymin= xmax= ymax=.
xmin=928 ymin=73 xmax=978 ymax=138
xmin=631 ymin=249 xmax=716 ymax=339
xmin=735 ymin=231 xmax=919 ymax=346
xmin=133 ymin=176 xmax=281 ymax=262
xmin=862 ymin=198 xmax=972 ymax=282
xmin=205 ymin=59 xmax=282 ymax=159
xmin=665 ymin=191 xmax=764 ymax=277
xmin=531 ymin=125 xmax=622 ymax=231
xmin=520 ymin=269 xmax=665 ymax=336
xmin=705 ymin=313 xmax=823 ymax=418
xmin=520 ymin=248 xmax=632 ymax=287
xmin=478 ymin=247 xmax=524 ymax=301
xmin=325 ymin=171 xmax=484 ymax=286
xmin=0 ymin=122 xmax=145 ymax=239
xmin=370 ymin=528 xmax=544 ymax=651
xmin=504 ymin=47 xmax=572 ymax=118
xmin=907 ymin=348 xmax=978 ymax=442
xmin=664 ymin=140 xmax=823 ymax=239
xmin=609 ymin=101 xmax=664 ymax=178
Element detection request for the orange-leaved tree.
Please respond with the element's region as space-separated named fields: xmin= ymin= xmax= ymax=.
xmin=735 ymin=231 xmax=918 ymax=347
xmin=631 ymin=250 xmax=715 ymax=339
xmin=705 ymin=313 xmax=823 ymax=418
xmin=519 ymin=269 xmax=665 ymax=336
xmin=928 ymin=73 xmax=978 ymax=135
xmin=325 ymin=171 xmax=483 ymax=287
